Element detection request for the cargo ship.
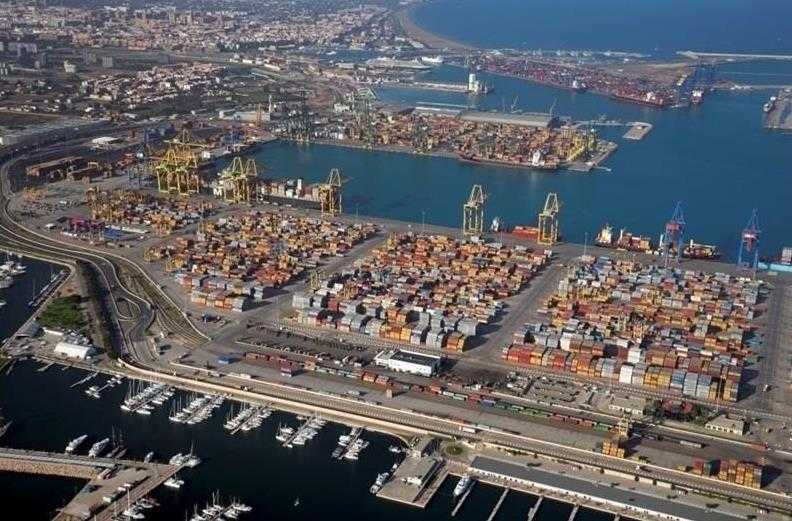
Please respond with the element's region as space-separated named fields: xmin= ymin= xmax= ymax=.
xmin=457 ymin=152 xmax=560 ymax=171
xmin=595 ymin=223 xmax=653 ymax=253
xmin=612 ymin=91 xmax=672 ymax=108
xmin=683 ymin=240 xmax=721 ymax=260
xmin=691 ymin=89 xmax=704 ymax=105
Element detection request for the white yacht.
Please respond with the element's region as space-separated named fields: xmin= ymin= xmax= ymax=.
xmin=453 ymin=474 xmax=474 ymax=497
xmin=88 ymin=438 xmax=110 ymax=458
xmin=163 ymin=477 xmax=184 ymax=489
xmin=65 ymin=434 xmax=88 ymax=454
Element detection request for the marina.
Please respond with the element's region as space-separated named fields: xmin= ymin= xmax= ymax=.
xmin=223 ymin=404 xmax=271 ymax=435
xmin=277 ymin=414 xmax=326 ymax=449
xmin=169 ymin=393 xmax=225 ymax=425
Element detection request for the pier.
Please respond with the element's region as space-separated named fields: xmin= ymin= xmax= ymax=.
xmin=623 ymin=122 xmax=653 ymax=140
xmin=70 ymin=371 xmax=98 ymax=388
xmin=27 ymin=269 xmax=68 ymax=308
xmin=527 ymin=495 xmax=543 ymax=521
xmin=568 ymin=503 xmax=580 ymax=521
xmin=0 ymin=446 xmax=179 ymax=521
xmin=487 ymin=488 xmax=509 ymax=521
xmin=378 ymin=457 xmax=446 ymax=508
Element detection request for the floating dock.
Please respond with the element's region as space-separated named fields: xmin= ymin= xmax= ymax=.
xmin=487 ymin=488 xmax=509 ymax=521
xmin=527 ymin=495 xmax=544 ymax=521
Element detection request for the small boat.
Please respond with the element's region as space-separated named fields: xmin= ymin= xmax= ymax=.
xmin=163 ymin=477 xmax=184 ymax=489
xmin=65 ymin=434 xmax=88 ymax=454
xmin=453 ymin=474 xmax=474 ymax=497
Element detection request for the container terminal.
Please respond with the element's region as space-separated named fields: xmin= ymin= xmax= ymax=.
xmin=2 ymin=128 xmax=792 ymax=521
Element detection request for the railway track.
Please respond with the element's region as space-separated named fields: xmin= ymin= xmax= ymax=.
xmin=0 ymin=152 xmax=207 ymax=353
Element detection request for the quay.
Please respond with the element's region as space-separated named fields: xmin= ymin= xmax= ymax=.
xmin=764 ymin=90 xmax=792 ymax=131
xmin=0 ymin=446 xmax=179 ymax=521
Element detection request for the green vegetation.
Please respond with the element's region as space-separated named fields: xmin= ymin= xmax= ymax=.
xmin=38 ymin=295 xmax=85 ymax=331
xmin=443 ymin=442 xmax=465 ymax=458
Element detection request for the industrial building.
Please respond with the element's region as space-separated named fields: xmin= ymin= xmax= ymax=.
xmin=373 ymin=350 xmax=442 ymax=377
xmin=0 ymin=118 xmax=109 ymax=146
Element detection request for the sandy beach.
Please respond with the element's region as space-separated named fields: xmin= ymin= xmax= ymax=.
xmin=396 ymin=6 xmax=477 ymax=52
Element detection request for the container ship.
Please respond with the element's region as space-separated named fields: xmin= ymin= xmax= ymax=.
xmin=691 ymin=89 xmax=704 ymax=105
xmin=612 ymin=91 xmax=672 ymax=108
xmin=595 ymin=224 xmax=653 ymax=253
xmin=457 ymin=152 xmax=560 ymax=171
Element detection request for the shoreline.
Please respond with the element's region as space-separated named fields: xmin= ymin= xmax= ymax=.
xmin=396 ymin=6 xmax=477 ymax=52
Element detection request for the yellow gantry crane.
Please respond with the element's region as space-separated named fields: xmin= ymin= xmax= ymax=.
xmin=219 ymin=157 xmax=258 ymax=203
xmin=307 ymin=269 xmax=324 ymax=291
xmin=462 ymin=184 xmax=486 ymax=238
xmin=538 ymin=192 xmax=560 ymax=245
xmin=319 ymin=168 xmax=343 ymax=216
xmin=154 ymin=129 xmax=206 ymax=195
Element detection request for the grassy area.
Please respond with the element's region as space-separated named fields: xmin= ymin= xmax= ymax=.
xmin=442 ymin=442 xmax=466 ymax=459
xmin=37 ymin=295 xmax=85 ymax=331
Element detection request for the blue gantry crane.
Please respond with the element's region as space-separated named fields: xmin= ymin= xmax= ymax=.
xmin=661 ymin=201 xmax=686 ymax=266
xmin=737 ymin=209 xmax=761 ymax=272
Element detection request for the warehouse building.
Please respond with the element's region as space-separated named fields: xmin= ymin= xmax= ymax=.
xmin=470 ymin=456 xmax=746 ymax=521
xmin=373 ymin=349 xmax=442 ymax=377
xmin=705 ymin=415 xmax=746 ymax=436
xmin=459 ymin=110 xmax=556 ymax=128
xmin=54 ymin=334 xmax=96 ymax=360
xmin=609 ymin=394 xmax=647 ymax=417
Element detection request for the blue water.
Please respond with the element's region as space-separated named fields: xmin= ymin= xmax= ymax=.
xmin=0 ymin=360 xmax=629 ymax=521
xmin=254 ymin=61 xmax=792 ymax=259
xmin=411 ymin=0 xmax=792 ymax=55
